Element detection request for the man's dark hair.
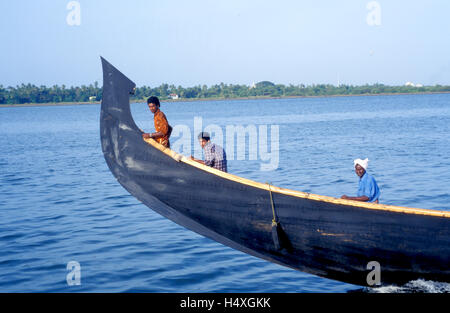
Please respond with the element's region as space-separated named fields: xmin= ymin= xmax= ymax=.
xmin=147 ymin=96 xmax=160 ymax=107
xmin=198 ymin=132 xmax=210 ymax=141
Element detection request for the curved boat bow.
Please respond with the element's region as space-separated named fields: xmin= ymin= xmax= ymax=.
xmin=100 ymin=57 xmax=450 ymax=287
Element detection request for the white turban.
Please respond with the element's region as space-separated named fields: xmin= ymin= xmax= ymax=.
xmin=354 ymin=158 xmax=369 ymax=170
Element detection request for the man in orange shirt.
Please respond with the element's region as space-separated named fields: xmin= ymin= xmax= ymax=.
xmin=142 ymin=96 xmax=171 ymax=148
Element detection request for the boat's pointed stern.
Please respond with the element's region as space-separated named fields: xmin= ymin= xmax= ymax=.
xmin=100 ymin=57 xmax=141 ymax=175
xmin=100 ymin=56 xmax=136 ymax=116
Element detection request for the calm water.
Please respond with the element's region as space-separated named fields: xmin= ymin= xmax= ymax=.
xmin=0 ymin=94 xmax=449 ymax=292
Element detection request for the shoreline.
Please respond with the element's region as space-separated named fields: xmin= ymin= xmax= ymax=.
xmin=1 ymin=91 xmax=450 ymax=108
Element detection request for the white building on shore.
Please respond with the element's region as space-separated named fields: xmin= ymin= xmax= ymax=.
xmin=405 ymin=82 xmax=423 ymax=88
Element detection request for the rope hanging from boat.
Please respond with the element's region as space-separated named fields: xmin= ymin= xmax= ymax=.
xmin=267 ymin=183 xmax=282 ymax=250
xmin=268 ymin=183 xmax=278 ymax=227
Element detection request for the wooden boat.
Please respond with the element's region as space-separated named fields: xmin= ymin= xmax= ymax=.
xmin=100 ymin=57 xmax=450 ymax=287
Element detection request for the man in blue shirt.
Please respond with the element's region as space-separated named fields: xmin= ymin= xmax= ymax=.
xmin=341 ymin=158 xmax=380 ymax=203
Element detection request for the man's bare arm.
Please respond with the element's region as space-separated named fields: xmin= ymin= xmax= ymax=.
xmin=142 ymin=132 xmax=165 ymax=139
xmin=341 ymin=195 xmax=370 ymax=202
xmin=190 ymin=156 xmax=205 ymax=165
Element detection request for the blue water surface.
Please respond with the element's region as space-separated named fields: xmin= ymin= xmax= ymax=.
xmin=0 ymin=93 xmax=449 ymax=292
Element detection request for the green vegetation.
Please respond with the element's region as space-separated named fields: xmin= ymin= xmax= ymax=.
xmin=0 ymin=83 xmax=102 ymax=105
xmin=1 ymin=82 xmax=450 ymax=105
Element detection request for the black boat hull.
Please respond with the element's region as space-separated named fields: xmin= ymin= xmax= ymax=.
xmin=100 ymin=57 xmax=450 ymax=287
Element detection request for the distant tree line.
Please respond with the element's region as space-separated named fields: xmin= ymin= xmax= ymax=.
xmin=1 ymin=81 xmax=450 ymax=105
xmin=0 ymin=82 xmax=102 ymax=104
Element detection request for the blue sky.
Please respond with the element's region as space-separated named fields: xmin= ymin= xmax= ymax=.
xmin=1 ymin=0 xmax=449 ymax=87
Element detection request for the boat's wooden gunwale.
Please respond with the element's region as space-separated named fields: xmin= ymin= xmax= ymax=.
xmin=144 ymin=138 xmax=450 ymax=219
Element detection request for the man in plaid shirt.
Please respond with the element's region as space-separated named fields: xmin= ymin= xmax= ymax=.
xmin=190 ymin=132 xmax=227 ymax=172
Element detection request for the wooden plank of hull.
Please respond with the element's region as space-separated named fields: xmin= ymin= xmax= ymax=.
xmin=100 ymin=57 xmax=450 ymax=287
